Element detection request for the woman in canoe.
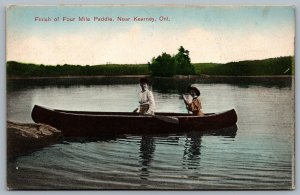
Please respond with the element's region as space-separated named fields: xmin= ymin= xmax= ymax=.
xmin=133 ymin=77 xmax=156 ymax=115
xmin=183 ymin=85 xmax=204 ymax=117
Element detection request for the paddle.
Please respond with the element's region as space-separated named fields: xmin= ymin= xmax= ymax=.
xmin=153 ymin=115 xmax=179 ymax=124
xmin=133 ymin=107 xmax=179 ymax=124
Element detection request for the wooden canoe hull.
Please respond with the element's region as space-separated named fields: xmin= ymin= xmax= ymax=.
xmin=31 ymin=105 xmax=238 ymax=137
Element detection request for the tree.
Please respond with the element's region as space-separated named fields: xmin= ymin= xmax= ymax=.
xmin=174 ymin=46 xmax=195 ymax=75
xmin=148 ymin=46 xmax=195 ymax=77
xmin=149 ymin=52 xmax=176 ymax=77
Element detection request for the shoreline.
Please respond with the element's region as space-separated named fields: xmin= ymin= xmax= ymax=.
xmin=7 ymin=121 xmax=62 ymax=158
xmin=7 ymin=75 xmax=293 ymax=80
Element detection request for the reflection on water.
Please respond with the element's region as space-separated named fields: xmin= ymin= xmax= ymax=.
xmin=182 ymin=136 xmax=202 ymax=170
xmin=139 ymin=136 xmax=156 ymax=180
xmin=7 ymin=76 xmax=292 ymax=93
xmin=137 ymin=125 xmax=238 ymax=180
xmin=6 ymin=77 xmax=294 ymax=189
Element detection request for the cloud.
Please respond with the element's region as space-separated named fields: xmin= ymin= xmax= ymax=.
xmin=7 ymin=25 xmax=294 ymax=65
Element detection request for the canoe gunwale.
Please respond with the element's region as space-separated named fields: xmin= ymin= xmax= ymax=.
xmin=56 ymin=111 xmax=157 ymax=118
xmin=54 ymin=110 xmax=225 ymax=118
xmin=52 ymin=108 xmax=229 ymax=118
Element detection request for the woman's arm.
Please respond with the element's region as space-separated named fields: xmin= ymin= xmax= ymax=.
xmin=146 ymin=91 xmax=156 ymax=114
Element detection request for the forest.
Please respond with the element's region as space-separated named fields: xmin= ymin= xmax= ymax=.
xmin=7 ymin=47 xmax=293 ymax=78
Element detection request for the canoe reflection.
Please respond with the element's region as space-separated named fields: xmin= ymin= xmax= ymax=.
xmin=186 ymin=124 xmax=238 ymax=138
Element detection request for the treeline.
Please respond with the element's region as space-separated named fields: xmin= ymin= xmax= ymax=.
xmin=193 ymin=56 xmax=294 ymax=76
xmin=7 ymin=62 xmax=148 ymax=77
xmin=7 ymin=56 xmax=293 ymax=78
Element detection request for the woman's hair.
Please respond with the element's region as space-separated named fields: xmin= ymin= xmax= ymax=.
xmin=139 ymin=77 xmax=149 ymax=84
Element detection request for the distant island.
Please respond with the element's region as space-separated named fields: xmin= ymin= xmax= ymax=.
xmin=7 ymin=49 xmax=294 ymax=78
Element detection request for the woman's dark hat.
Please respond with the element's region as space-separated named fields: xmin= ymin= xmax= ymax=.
xmin=187 ymin=85 xmax=200 ymax=96
xmin=139 ymin=77 xmax=150 ymax=84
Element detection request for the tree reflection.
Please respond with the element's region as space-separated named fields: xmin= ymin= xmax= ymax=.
xmin=7 ymin=77 xmax=292 ymax=93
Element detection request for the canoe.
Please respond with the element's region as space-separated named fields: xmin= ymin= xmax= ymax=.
xmin=31 ymin=105 xmax=238 ymax=137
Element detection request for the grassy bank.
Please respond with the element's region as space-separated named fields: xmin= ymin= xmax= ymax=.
xmin=193 ymin=56 xmax=293 ymax=76
xmin=7 ymin=56 xmax=293 ymax=78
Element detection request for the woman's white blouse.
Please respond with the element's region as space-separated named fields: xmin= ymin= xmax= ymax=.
xmin=138 ymin=89 xmax=156 ymax=114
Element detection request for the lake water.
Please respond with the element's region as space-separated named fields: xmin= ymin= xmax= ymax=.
xmin=6 ymin=77 xmax=294 ymax=190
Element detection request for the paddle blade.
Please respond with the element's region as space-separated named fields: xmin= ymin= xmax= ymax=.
xmin=154 ymin=115 xmax=179 ymax=124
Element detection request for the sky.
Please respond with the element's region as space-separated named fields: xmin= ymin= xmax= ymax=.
xmin=6 ymin=5 xmax=295 ymax=65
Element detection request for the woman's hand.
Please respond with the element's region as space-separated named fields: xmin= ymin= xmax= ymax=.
xmin=184 ymin=99 xmax=190 ymax=105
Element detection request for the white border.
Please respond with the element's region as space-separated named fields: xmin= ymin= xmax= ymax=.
xmin=1 ymin=0 xmax=298 ymax=195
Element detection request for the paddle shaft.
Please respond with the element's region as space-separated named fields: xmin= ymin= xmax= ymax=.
xmin=153 ymin=115 xmax=179 ymax=124
xmin=133 ymin=107 xmax=179 ymax=124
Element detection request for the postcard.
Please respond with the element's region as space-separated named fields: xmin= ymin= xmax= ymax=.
xmin=6 ymin=5 xmax=295 ymax=190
